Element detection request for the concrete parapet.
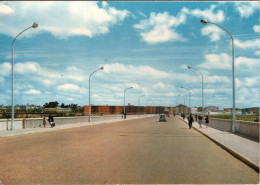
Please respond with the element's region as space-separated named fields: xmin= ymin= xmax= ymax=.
xmin=209 ymin=118 xmax=259 ymax=140
xmin=0 ymin=119 xmax=23 ymax=131
xmin=0 ymin=115 xmax=147 ymax=130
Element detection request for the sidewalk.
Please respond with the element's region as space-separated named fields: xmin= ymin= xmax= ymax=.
xmin=0 ymin=115 xmax=153 ymax=138
xmin=179 ymin=116 xmax=260 ymax=172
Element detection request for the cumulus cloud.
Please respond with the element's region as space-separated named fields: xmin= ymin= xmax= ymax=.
xmin=24 ymin=89 xmax=41 ymax=94
xmin=201 ymin=25 xmax=225 ymax=41
xmin=0 ymin=62 xmax=11 ymax=76
xmin=0 ymin=3 xmax=14 ymax=16
xmin=153 ymin=82 xmax=165 ymax=89
xmin=0 ymin=1 xmax=130 ymax=38
xmin=198 ymin=53 xmax=259 ymax=71
xmin=133 ymin=11 xmax=186 ymax=44
xmin=253 ymin=25 xmax=260 ymax=33
xmin=103 ymin=63 xmax=171 ymax=78
xmin=234 ymin=39 xmax=260 ymax=49
xmin=57 ymin=83 xmax=80 ymax=91
xmin=183 ymin=5 xmax=225 ymax=23
xmin=235 ymin=57 xmax=259 ymax=69
xmin=234 ymin=2 xmax=259 ymax=18
xmin=198 ymin=53 xmax=231 ymax=69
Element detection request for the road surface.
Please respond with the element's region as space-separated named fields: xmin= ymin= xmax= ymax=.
xmin=0 ymin=116 xmax=258 ymax=184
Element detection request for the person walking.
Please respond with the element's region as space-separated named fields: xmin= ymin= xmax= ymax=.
xmin=195 ymin=114 xmax=198 ymax=122
xmin=48 ymin=114 xmax=55 ymax=128
xmin=43 ymin=117 xmax=46 ymax=128
xmin=187 ymin=114 xmax=194 ymax=129
xmin=205 ymin=116 xmax=209 ymax=128
xmin=198 ymin=115 xmax=203 ymax=128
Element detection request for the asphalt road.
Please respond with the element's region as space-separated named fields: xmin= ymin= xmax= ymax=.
xmin=0 ymin=116 xmax=259 ymax=184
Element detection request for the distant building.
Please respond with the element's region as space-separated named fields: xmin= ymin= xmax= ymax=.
xmin=241 ymin=107 xmax=259 ymax=114
xmin=191 ymin=107 xmax=198 ymax=114
xmin=44 ymin=107 xmax=71 ymax=113
xmin=205 ymin=106 xmax=219 ymax=113
xmin=224 ymin=108 xmax=241 ymax=112
xmin=174 ymin=104 xmax=188 ymax=114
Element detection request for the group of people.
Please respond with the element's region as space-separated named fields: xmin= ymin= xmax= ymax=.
xmin=187 ymin=114 xmax=209 ymax=129
xmin=42 ymin=114 xmax=55 ymax=128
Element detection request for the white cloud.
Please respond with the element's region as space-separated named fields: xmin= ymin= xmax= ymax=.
xmin=0 ymin=62 xmax=11 ymax=76
xmin=24 ymin=89 xmax=41 ymax=94
xmin=15 ymin=62 xmax=41 ymax=74
xmin=199 ymin=53 xmax=259 ymax=70
xmin=253 ymin=25 xmax=260 ymax=33
xmin=201 ymin=25 xmax=225 ymax=41
xmin=0 ymin=3 xmax=14 ymax=16
xmin=234 ymin=39 xmax=260 ymax=49
xmin=133 ymin=11 xmax=186 ymax=44
xmin=103 ymin=63 xmax=171 ymax=78
xmin=57 ymin=83 xmax=80 ymax=91
xmin=198 ymin=53 xmax=231 ymax=69
xmin=235 ymin=57 xmax=259 ymax=69
xmin=234 ymin=2 xmax=259 ymax=18
xmin=183 ymin=5 xmax=225 ymax=23
xmin=153 ymin=82 xmax=165 ymax=89
xmin=0 ymin=2 xmax=130 ymax=38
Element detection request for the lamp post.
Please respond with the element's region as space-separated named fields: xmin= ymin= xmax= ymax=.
xmin=187 ymin=66 xmax=204 ymax=116
xmin=200 ymin=18 xmax=236 ymax=133
xmin=178 ymin=95 xmax=185 ymax=114
xmin=124 ymin=87 xmax=133 ymax=119
xmin=138 ymin=95 xmax=145 ymax=117
xmin=11 ymin=22 xmax=38 ymax=130
xmin=89 ymin=67 xmax=104 ymax=122
xmin=181 ymin=86 xmax=191 ymax=114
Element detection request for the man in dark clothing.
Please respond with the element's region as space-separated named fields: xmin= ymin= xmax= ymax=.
xmin=188 ymin=114 xmax=194 ymax=129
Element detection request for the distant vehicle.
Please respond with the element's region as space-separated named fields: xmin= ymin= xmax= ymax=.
xmin=164 ymin=110 xmax=170 ymax=117
xmin=159 ymin=114 xmax=167 ymax=122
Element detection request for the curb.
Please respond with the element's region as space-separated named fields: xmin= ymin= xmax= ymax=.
xmin=177 ymin=116 xmax=260 ymax=173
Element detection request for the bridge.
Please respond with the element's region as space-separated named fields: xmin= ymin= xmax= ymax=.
xmin=0 ymin=115 xmax=259 ymax=184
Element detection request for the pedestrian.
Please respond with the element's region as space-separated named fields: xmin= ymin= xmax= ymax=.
xmin=205 ymin=116 xmax=209 ymax=128
xmin=187 ymin=114 xmax=194 ymax=129
xmin=48 ymin=114 xmax=55 ymax=128
xmin=198 ymin=115 xmax=203 ymax=128
xmin=43 ymin=117 xmax=46 ymax=128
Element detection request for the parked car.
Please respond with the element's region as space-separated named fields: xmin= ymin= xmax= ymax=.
xmin=159 ymin=114 xmax=167 ymax=122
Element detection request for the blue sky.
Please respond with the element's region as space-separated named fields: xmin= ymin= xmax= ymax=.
xmin=0 ymin=1 xmax=259 ymax=109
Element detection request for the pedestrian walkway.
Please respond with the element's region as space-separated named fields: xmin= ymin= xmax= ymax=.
xmin=0 ymin=115 xmax=153 ymax=138
xmin=179 ymin=116 xmax=259 ymax=172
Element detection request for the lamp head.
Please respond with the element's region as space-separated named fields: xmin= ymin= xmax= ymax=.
xmin=32 ymin=22 xmax=39 ymax=28
xmin=100 ymin=66 xmax=104 ymax=70
xmin=131 ymin=87 xmax=133 ymax=88
xmin=187 ymin=65 xmax=192 ymax=69
xmin=200 ymin=19 xmax=208 ymax=25
xmin=180 ymin=87 xmax=184 ymax=88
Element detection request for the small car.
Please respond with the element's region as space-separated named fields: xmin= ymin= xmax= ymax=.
xmin=159 ymin=114 xmax=167 ymax=122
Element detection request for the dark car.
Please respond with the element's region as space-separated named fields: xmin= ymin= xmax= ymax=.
xmin=159 ymin=114 xmax=167 ymax=122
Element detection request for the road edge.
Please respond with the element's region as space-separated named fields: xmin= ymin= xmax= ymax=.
xmin=178 ymin=116 xmax=260 ymax=173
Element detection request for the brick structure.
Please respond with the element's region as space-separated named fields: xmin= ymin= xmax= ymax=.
xmin=84 ymin=105 xmax=122 ymax=115
xmin=84 ymin=105 xmax=166 ymax=115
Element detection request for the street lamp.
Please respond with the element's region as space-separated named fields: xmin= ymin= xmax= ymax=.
xmin=124 ymin=87 xmax=133 ymax=119
xmin=138 ymin=95 xmax=145 ymax=117
xmin=178 ymin=95 xmax=185 ymax=114
xmin=11 ymin=22 xmax=39 ymax=130
xmin=187 ymin=65 xmax=204 ymax=116
xmin=181 ymin=86 xmax=191 ymax=114
xmin=89 ymin=66 xmax=104 ymax=122
xmin=200 ymin=18 xmax=236 ymax=133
